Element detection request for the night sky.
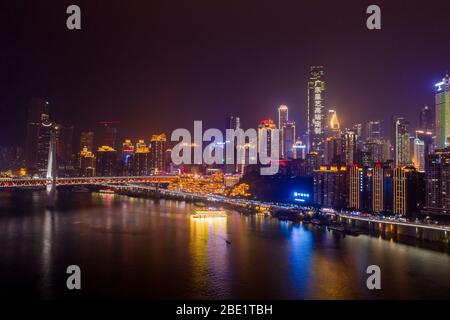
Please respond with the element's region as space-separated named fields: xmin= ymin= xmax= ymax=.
xmin=1 ymin=0 xmax=449 ymax=147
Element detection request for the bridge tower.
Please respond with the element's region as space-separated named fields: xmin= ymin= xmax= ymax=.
xmin=46 ymin=130 xmax=57 ymax=208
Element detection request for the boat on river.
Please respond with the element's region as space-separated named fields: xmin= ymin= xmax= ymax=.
xmin=191 ymin=208 xmax=227 ymax=219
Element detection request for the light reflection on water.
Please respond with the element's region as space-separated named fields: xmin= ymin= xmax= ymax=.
xmin=0 ymin=190 xmax=449 ymax=299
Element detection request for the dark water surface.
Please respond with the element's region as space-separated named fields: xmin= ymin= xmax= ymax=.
xmin=0 ymin=190 xmax=449 ymax=299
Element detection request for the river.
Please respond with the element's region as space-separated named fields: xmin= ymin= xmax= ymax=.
xmin=0 ymin=190 xmax=449 ymax=299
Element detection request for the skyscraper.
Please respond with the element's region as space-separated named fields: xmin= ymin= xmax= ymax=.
xmin=341 ymin=129 xmax=358 ymax=166
xmin=25 ymin=98 xmax=49 ymax=169
xmin=415 ymin=130 xmax=433 ymax=170
xmin=134 ymin=140 xmax=150 ymax=176
xmin=96 ymin=146 xmax=117 ymax=176
xmin=394 ymin=117 xmax=410 ymax=166
xmin=226 ymin=115 xmax=241 ymax=173
xmin=258 ymin=119 xmax=277 ymax=158
xmin=278 ymin=105 xmax=289 ymax=159
xmin=435 ymin=74 xmax=450 ymax=149
xmin=282 ymin=121 xmax=296 ymax=159
xmin=372 ymin=163 xmax=393 ymax=213
xmin=425 ymin=147 xmax=450 ymax=215
xmin=79 ymin=147 xmax=96 ymax=176
xmin=99 ymin=121 xmax=120 ymax=150
xmin=412 ymin=138 xmax=425 ymax=172
xmin=307 ymin=66 xmax=325 ymax=154
xmin=122 ymin=139 xmax=135 ymax=176
xmin=313 ymin=165 xmax=348 ymax=209
xmin=365 ymin=120 xmax=384 ymax=142
xmin=419 ymin=105 xmax=433 ymax=133
xmin=393 ymin=166 xmax=424 ymax=215
xmin=278 ymin=105 xmax=288 ymax=130
xmin=349 ymin=165 xmax=373 ymax=211
xmin=150 ymin=134 xmax=167 ymax=173
xmin=349 ymin=165 xmax=363 ymax=209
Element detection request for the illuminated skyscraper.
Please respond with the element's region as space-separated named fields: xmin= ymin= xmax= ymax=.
xmin=79 ymin=147 xmax=96 ymax=176
xmin=281 ymin=121 xmax=296 ymax=159
xmin=365 ymin=120 xmax=384 ymax=142
xmin=122 ymin=139 xmax=135 ymax=176
xmin=419 ymin=105 xmax=433 ymax=133
xmin=415 ymin=130 xmax=433 ymax=171
xmin=412 ymin=138 xmax=425 ymax=172
xmin=150 ymin=134 xmax=167 ymax=173
xmin=225 ymin=115 xmax=241 ymax=173
xmin=293 ymin=139 xmax=306 ymax=159
xmin=341 ymin=129 xmax=358 ymax=166
xmin=372 ymin=163 xmax=393 ymax=213
xmin=258 ymin=119 xmax=278 ymax=158
xmin=278 ymin=105 xmax=289 ymax=159
xmin=96 ymin=146 xmax=117 ymax=176
xmin=349 ymin=165 xmax=363 ymax=209
xmin=36 ymin=120 xmax=54 ymax=174
xmin=278 ymin=105 xmax=288 ymax=130
xmin=349 ymin=165 xmax=373 ymax=211
xmin=363 ymin=139 xmax=391 ymax=163
xmin=425 ymin=148 xmax=450 ymax=215
xmin=134 ymin=140 xmax=150 ymax=176
xmin=394 ymin=117 xmax=410 ymax=166
xmin=313 ymin=165 xmax=348 ymax=209
xmin=307 ymin=66 xmax=326 ymax=153
xmin=324 ymin=136 xmax=342 ymax=165
xmin=435 ymin=74 xmax=450 ymax=148
xmin=393 ymin=166 xmax=424 ymax=215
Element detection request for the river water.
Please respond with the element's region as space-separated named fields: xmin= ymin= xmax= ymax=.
xmin=0 ymin=190 xmax=449 ymax=299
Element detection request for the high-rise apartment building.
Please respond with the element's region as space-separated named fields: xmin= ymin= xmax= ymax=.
xmin=134 ymin=140 xmax=150 ymax=176
xmin=393 ymin=166 xmax=424 ymax=215
xmin=150 ymin=134 xmax=167 ymax=172
xmin=394 ymin=117 xmax=410 ymax=166
xmin=372 ymin=163 xmax=393 ymax=213
xmin=425 ymin=148 xmax=450 ymax=215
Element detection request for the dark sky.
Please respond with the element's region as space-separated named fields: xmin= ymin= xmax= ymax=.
xmin=1 ymin=0 xmax=449 ymax=147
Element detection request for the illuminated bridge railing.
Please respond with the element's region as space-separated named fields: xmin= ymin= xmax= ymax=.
xmin=339 ymin=212 xmax=450 ymax=232
xmin=0 ymin=175 xmax=178 ymax=188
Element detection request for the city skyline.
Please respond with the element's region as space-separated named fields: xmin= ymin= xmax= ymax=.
xmin=1 ymin=1 xmax=450 ymax=146
xmin=1 ymin=1 xmax=450 ymax=304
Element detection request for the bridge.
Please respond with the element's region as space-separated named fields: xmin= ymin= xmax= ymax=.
xmin=0 ymin=176 xmax=178 ymax=188
xmin=0 ymin=129 xmax=177 ymax=189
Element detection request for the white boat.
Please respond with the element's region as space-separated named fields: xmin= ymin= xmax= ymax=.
xmin=191 ymin=208 xmax=227 ymax=219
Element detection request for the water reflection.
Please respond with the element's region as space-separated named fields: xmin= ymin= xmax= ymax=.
xmin=0 ymin=190 xmax=449 ymax=299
